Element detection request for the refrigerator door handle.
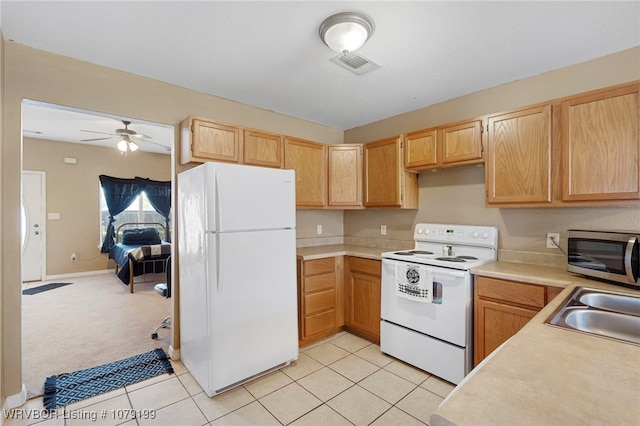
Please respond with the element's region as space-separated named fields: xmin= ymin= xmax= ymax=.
xmin=215 ymin=172 xmax=223 ymax=232
xmin=216 ymin=233 xmax=221 ymax=292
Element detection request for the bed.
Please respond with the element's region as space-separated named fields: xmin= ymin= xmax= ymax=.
xmin=108 ymin=222 xmax=172 ymax=293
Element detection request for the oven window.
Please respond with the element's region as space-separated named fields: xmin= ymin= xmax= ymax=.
xmin=568 ymin=239 xmax=628 ymax=274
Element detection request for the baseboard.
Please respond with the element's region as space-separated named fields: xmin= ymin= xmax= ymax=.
xmin=168 ymin=345 xmax=180 ymax=360
xmin=3 ymin=384 xmax=27 ymax=410
xmin=45 ymin=269 xmax=112 ymax=281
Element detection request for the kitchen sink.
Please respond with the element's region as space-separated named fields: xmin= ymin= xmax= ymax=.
xmin=545 ymin=287 xmax=640 ymax=345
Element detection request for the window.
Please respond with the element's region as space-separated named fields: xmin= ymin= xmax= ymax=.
xmin=99 ymin=187 xmax=166 ymax=243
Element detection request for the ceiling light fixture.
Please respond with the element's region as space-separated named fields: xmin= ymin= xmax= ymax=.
xmin=117 ymin=135 xmax=139 ymax=152
xmin=319 ymin=11 xmax=374 ymax=55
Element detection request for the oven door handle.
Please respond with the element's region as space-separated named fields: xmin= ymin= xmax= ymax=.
xmin=433 ymin=270 xmax=467 ymax=279
xmin=624 ymin=236 xmax=637 ymax=283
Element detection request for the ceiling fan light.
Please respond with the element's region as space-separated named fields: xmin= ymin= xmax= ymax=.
xmin=128 ymin=141 xmax=139 ymax=152
xmin=320 ymin=12 xmax=374 ymax=54
xmin=117 ymin=139 xmax=128 ymax=152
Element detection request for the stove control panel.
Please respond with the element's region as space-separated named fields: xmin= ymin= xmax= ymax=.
xmin=414 ymin=223 xmax=498 ymax=248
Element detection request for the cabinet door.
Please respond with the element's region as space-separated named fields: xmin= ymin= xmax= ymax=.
xmin=191 ymin=119 xmax=241 ymax=163
xmin=344 ymin=257 xmax=381 ymax=344
xmin=243 ymin=129 xmax=282 ymax=168
xmin=486 ymin=105 xmax=552 ymax=205
xmin=561 ymin=84 xmax=640 ymax=201
xmin=405 ymin=129 xmax=438 ymax=170
xmin=284 ymin=138 xmax=326 ymax=208
xmin=364 ymin=137 xmax=401 ymax=207
xmin=474 ymin=299 xmax=537 ymax=366
xmin=364 ymin=137 xmax=419 ymax=208
xmin=439 ymin=119 xmax=484 ymax=165
xmin=328 ymin=144 xmax=363 ymax=208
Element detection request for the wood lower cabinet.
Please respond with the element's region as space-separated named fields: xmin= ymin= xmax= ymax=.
xmin=344 ymin=257 xmax=381 ymax=344
xmin=474 ymin=276 xmax=562 ymax=366
xmin=298 ymin=257 xmax=343 ymax=346
xmin=364 ymin=136 xmax=418 ymax=209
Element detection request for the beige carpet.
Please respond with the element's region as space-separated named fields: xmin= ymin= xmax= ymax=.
xmin=22 ymin=273 xmax=171 ymax=399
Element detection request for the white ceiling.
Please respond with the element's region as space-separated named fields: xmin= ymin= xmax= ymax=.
xmin=3 ymin=1 xmax=640 ymax=151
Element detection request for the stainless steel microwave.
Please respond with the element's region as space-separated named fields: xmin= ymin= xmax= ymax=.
xmin=567 ymin=230 xmax=639 ymax=288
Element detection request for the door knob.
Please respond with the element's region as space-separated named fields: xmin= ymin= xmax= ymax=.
xmin=34 ymin=224 xmax=40 ymax=228
xmin=34 ymin=231 xmax=40 ymax=235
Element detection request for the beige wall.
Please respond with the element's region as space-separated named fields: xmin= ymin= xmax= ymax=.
xmin=344 ymin=47 xmax=640 ymax=253
xmin=1 ymin=42 xmax=343 ymax=401
xmin=23 ymin=138 xmax=171 ymax=276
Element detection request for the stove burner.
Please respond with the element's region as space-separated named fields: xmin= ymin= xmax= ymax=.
xmin=435 ymin=257 xmax=467 ymax=262
xmin=393 ymin=250 xmax=434 ymax=256
xmin=409 ymin=250 xmax=433 ymax=255
xmin=456 ymin=255 xmax=478 ymax=260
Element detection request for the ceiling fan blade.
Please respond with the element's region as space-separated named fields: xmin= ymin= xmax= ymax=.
xmin=130 ymin=133 xmax=151 ymax=140
xmin=80 ymin=137 xmax=114 ymax=142
xmin=80 ymin=129 xmax=116 ymax=136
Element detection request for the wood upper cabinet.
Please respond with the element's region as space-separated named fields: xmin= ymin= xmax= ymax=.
xmin=486 ymin=105 xmax=552 ymax=205
xmin=181 ymin=117 xmax=241 ymax=165
xmin=243 ymin=129 xmax=283 ymax=168
xmin=284 ymin=138 xmax=327 ymax=208
xmin=297 ymin=257 xmax=344 ymax=346
xmin=439 ymin=119 xmax=484 ymax=166
xmin=474 ymin=276 xmax=563 ymax=366
xmin=364 ymin=136 xmax=419 ymax=209
xmin=404 ymin=119 xmax=484 ymax=171
xmin=405 ymin=128 xmax=438 ymax=169
xmin=344 ymin=257 xmax=381 ymax=344
xmin=327 ymin=144 xmax=363 ymax=208
xmin=561 ymin=83 xmax=640 ymax=201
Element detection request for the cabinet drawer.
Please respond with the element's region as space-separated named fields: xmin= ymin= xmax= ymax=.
xmin=476 ymin=276 xmax=545 ymax=309
xmin=305 ymin=310 xmax=336 ymax=336
xmin=348 ymin=257 xmax=381 ymax=276
xmin=304 ymin=273 xmax=335 ymax=293
xmin=304 ymin=257 xmax=335 ymax=276
xmin=304 ymin=289 xmax=336 ymax=315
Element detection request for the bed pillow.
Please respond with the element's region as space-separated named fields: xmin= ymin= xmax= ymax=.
xmin=121 ymin=228 xmax=162 ymax=245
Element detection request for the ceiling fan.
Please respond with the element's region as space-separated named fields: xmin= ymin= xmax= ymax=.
xmin=80 ymin=120 xmax=169 ymax=152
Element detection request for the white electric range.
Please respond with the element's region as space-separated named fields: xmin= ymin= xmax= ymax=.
xmin=380 ymin=223 xmax=498 ymax=384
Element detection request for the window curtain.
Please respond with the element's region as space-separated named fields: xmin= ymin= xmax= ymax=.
xmin=139 ymin=178 xmax=172 ymax=242
xmin=99 ymin=175 xmax=144 ymax=253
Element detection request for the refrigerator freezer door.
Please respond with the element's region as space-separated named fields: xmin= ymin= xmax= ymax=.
xmin=178 ymin=164 xmax=212 ymax=389
xmin=205 ymin=162 xmax=295 ymax=232
xmin=206 ymin=228 xmax=298 ymax=393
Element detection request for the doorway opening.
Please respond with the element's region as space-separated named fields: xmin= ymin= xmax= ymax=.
xmin=20 ymin=99 xmax=175 ymax=399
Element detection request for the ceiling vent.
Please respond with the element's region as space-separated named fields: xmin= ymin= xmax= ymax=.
xmin=330 ymin=53 xmax=380 ymax=75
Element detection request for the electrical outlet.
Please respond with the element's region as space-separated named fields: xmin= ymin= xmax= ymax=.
xmin=380 ymin=225 xmax=387 ymax=236
xmin=71 ymin=253 xmax=78 ymax=262
xmin=316 ymin=225 xmax=322 ymax=235
xmin=546 ymin=233 xmax=560 ymax=249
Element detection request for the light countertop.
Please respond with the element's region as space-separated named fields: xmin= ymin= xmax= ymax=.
xmin=296 ymin=244 xmax=404 ymax=261
xmin=432 ymin=262 xmax=640 ymax=426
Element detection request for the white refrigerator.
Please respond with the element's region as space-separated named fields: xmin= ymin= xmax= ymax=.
xmin=177 ymin=162 xmax=298 ymax=397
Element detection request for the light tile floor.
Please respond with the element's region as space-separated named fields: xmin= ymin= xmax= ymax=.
xmin=4 ymin=332 xmax=455 ymax=426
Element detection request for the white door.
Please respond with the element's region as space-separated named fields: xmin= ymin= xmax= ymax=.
xmin=21 ymin=171 xmax=46 ymax=282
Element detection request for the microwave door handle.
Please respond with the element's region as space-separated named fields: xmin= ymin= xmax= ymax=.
xmin=624 ymin=236 xmax=637 ymax=283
